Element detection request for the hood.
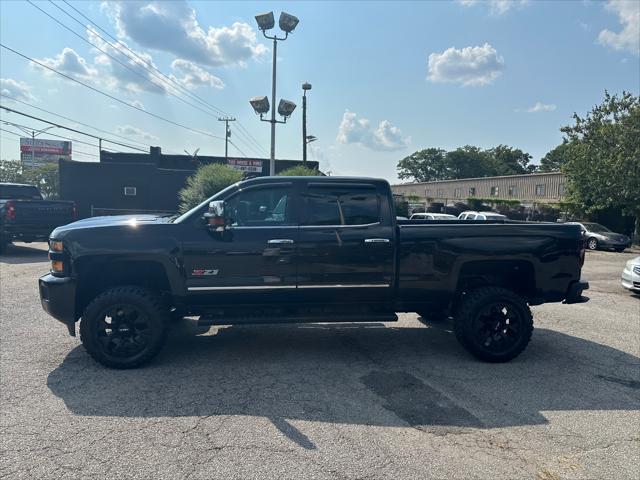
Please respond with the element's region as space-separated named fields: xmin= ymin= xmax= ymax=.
xmin=51 ymin=214 xmax=171 ymax=238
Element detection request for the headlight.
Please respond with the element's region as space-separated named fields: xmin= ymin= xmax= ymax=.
xmin=50 ymin=240 xmax=63 ymax=252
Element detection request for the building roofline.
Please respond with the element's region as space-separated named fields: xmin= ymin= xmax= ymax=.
xmin=392 ymin=171 xmax=564 ymax=187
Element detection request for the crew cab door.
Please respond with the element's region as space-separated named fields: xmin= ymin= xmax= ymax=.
xmin=182 ymin=183 xmax=297 ymax=304
xmin=295 ymin=182 xmax=395 ymax=304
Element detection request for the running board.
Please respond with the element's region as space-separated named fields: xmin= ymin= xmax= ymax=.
xmin=197 ymin=312 xmax=398 ymax=327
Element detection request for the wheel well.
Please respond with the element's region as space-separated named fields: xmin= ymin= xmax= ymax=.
xmin=456 ymin=260 xmax=535 ymax=298
xmin=75 ymin=259 xmax=171 ymax=317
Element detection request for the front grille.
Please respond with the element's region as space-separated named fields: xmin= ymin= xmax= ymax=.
xmin=634 ymin=266 xmax=640 ymax=275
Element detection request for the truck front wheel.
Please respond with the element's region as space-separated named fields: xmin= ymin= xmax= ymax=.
xmin=453 ymin=287 xmax=533 ymax=363
xmin=79 ymin=286 xmax=169 ymax=369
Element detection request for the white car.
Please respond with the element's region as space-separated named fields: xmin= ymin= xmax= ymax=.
xmin=621 ymin=256 xmax=640 ymax=293
xmin=409 ymin=213 xmax=457 ymax=220
xmin=458 ymin=211 xmax=507 ymax=221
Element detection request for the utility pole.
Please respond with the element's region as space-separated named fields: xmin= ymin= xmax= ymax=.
xmin=218 ymin=116 xmax=235 ymax=159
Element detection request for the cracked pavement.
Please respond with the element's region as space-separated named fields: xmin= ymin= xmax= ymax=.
xmin=1 ymin=243 xmax=639 ymax=479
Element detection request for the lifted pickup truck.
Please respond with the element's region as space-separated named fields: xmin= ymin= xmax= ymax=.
xmin=39 ymin=176 xmax=588 ymax=368
xmin=1 ymin=183 xmax=77 ymax=253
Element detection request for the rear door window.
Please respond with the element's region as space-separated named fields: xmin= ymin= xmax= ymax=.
xmin=301 ymin=186 xmax=380 ymax=226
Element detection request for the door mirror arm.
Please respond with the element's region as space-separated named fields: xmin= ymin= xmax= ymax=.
xmin=204 ymin=201 xmax=227 ymax=237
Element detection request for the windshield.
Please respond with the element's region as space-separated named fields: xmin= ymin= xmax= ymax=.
xmin=582 ymin=223 xmax=611 ymax=233
xmin=172 ymin=182 xmax=241 ymax=223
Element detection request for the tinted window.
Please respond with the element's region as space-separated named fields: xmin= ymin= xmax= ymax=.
xmin=301 ymin=186 xmax=379 ymax=226
xmin=225 ymin=186 xmax=292 ymax=226
xmin=0 ymin=185 xmax=41 ymax=199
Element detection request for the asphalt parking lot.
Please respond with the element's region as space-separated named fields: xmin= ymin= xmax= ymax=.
xmin=1 ymin=242 xmax=639 ymax=479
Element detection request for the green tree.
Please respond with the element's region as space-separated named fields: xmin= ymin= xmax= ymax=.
xmin=178 ymin=163 xmax=243 ymax=213
xmin=23 ymin=164 xmax=59 ymax=199
xmin=539 ymin=141 xmax=573 ymax=172
xmin=445 ymin=145 xmax=494 ymax=179
xmin=0 ymin=161 xmax=60 ymax=198
xmin=277 ymin=165 xmax=322 ymax=176
xmin=560 ymin=91 xmax=640 ymax=240
xmin=487 ymin=145 xmax=534 ymax=175
xmin=0 ymin=160 xmax=24 ymax=183
xmin=397 ymin=148 xmax=448 ymax=182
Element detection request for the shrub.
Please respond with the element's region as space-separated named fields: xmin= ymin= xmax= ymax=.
xmin=178 ymin=163 xmax=243 ymax=213
xmin=277 ymin=165 xmax=321 ymax=176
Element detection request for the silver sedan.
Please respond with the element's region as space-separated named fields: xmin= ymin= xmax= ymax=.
xmin=621 ymin=256 xmax=640 ymax=293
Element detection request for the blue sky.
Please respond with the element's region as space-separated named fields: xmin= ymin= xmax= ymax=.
xmin=1 ymin=0 xmax=638 ymax=182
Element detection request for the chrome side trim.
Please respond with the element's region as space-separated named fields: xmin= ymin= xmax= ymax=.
xmin=188 ymin=283 xmax=390 ymax=291
xmin=268 ymin=239 xmax=295 ymax=244
xmin=298 ymin=284 xmax=390 ymax=289
xmin=188 ymin=285 xmax=296 ymax=291
xmin=364 ymin=238 xmax=390 ymax=243
xmin=299 ymin=222 xmax=381 ymax=229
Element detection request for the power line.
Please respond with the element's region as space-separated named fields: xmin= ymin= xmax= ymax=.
xmin=1 ymin=123 xmax=116 ymax=152
xmin=0 ymin=105 xmax=149 ymax=152
xmin=228 ymin=140 xmax=248 ymax=158
xmin=0 ymin=43 xmax=225 ymax=142
xmin=58 ymin=0 xmax=267 ymax=156
xmin=0 ymin=94 xmax=150 ymax=149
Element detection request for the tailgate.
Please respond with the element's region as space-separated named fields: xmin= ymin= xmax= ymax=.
xmin=10 ymin=200 xmax=75 ymax=226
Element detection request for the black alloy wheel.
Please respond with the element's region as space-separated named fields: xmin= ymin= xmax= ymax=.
xmin=454 ymin=286 xmax=533 ymax=363
xmin=80 ymin=287 xmax=168 ymax=368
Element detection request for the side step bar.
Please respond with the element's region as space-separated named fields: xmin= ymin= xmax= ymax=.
xmin=197 ymin=312 xmax=398 ymax=327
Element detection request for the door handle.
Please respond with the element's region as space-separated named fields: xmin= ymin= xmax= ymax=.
xmin=364 ymin=238 xmax=390 ymax=243
xmin=268 ymin=239 xmax=295 ymax=244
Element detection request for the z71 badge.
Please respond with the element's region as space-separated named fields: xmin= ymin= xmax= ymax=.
xmin=192 ymin=269 xmax=219 ymax=276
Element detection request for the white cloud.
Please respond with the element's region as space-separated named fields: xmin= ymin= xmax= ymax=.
xmin=0 ymin=78 xmax=35 ymax=102
xmin=427 ymin=43 xmax=505 ymax=86
xmin=525 ymin=102 xmax=557 ymax=113
xmin=170 ymin=59 xmax=224 ymax=90
xmin=337 ymin=111 xmax=410 ymax=152
xmin=114 ymin=124 xmax=157 ymax=140
xmin=598 ymin=0 xmax=640 ymax=55
xmin=130 ymin=99 xmax=144 ymax=109
xmin=36 ymin=47 xmax=97 ymax=78
xmin=457 ymin=0 xmax=529 ymax=16
xmin=104 ymin=1 xmax=267 ymax=67
xmin=88 ymin=27 xmax=167 ymax=94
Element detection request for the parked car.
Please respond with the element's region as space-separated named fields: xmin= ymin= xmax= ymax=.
xmin=567 ymin=222 xmax=631 ymax=252
xmin=39 ymin=176 xmax=588 ymax=368
xmin=409 ymin=213 xmax=457 ymax=220
xmin=458 ymin=211 xmax=507 ymax=221
xmin=396 ymin=216 xmax=409 ymax=220
xmin=621 ymin=256 xmax=640 ymax=293
xmin=0 ymin=183 xmax=77 ymax=254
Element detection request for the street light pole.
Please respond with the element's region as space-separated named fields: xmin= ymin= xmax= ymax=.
xmin=302 ymin=82 xmax=311 ymax=165
xmin=252 ymin=11 xmax=299 ymax=176
xmin=269 ymin=38 xmax=277 ymax=176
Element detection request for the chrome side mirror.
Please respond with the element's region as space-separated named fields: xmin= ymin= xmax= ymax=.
xmin=204 ymin=201 xmax=225 ymax=233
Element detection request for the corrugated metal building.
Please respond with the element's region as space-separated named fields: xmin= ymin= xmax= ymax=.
xmin=392 ymin=172 xmax=566 ymax=207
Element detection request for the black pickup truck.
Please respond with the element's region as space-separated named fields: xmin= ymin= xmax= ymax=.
xmin=39 ymin=176 xmax=588 ymax=368
xmin=0 ymin=183 xmax=77 ymax=253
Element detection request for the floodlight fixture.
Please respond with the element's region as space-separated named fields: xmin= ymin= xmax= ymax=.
xmin=249 ymin=96 xmax=270 ymax=115
xmin=302 ymin=82 xmax=312 ymax=91
xmin=279 ymin=12 xmax=299 ymax=34
xmin=255 ymin=12 xmax=275 ymax=31
xmin=277 ymin=99 xmax=296 ymax=119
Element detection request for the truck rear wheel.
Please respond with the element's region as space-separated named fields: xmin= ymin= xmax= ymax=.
xmin=453 ymin=287 xmax=533 ymax=363
xmin=79 ymin=286 xmax=169 ymax=369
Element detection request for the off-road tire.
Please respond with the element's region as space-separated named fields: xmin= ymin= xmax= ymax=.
xmin=453 ymin=286 xmax=533 ymax=363
xmin=80 ymin=286 xmax=169 ymax=369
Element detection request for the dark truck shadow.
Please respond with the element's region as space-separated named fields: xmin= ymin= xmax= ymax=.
xmin=48 ymin=321 xmax=640 ymax=448
xmin=0 ymin=242 xmax=49 ymax=265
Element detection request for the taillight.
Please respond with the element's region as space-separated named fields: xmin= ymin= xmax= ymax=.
xmin=5 ymin=201 xmax=16 ymax=220
xmin=72 ymin=203 xmax=78 ymax=220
